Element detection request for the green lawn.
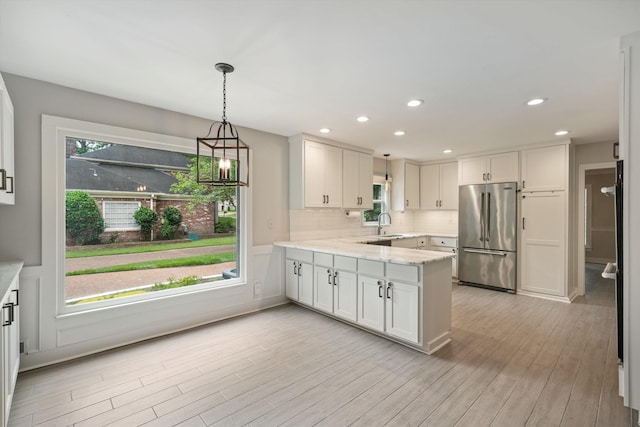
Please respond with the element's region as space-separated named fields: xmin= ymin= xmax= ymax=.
xmin=66 ymin=252 xmax=236 ymax=276
xmin=66 ymin=237 xmax=236 ymax=259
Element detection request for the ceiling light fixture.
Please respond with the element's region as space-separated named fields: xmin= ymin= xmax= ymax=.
xmin=196 ymin=63 xmax=249 ymax=187
xmin=357 ymin=116 xmax=369 ymax=122
xmin=526 ymin=97 xmax=547 ymax=106
xmin=555 ymin=130 xmax=569 ymax=136
xmin=407 ymin=99 xmax=423 ymax=107
xmin=320 ymin=128 xmax=331 ymax=133
xmin=394 ymin=130 xmax=405 ymax=136
xmin=443 ymin=149 xmax=452 ymax=154
xmin=384 ymin=154 xmax=391 ymax=192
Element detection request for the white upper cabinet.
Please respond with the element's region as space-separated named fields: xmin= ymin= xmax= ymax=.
xmin=520 ymin=144 xmax=567 ymax=192
xmin=458 ymin=151 xmax=519 ymax=186
xmin=420 ymin=162 xmax=458 ymax=210
xmin=343 ymin=150 xmax=373 ymax=209
xmin=391 ymin=160 xmax=420 ymax=211
xmin=290 ymin=138 xmax=343 ymax=209
xmin=0 ymin=73 xmax=15 ymax=205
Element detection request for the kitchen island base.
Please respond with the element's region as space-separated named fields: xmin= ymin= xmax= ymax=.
xmin=278 ymin=242 xmax=453 ymax=355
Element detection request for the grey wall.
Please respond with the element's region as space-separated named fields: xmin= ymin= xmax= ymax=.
xmin=0 ymin=73 xmax=289 ymax=265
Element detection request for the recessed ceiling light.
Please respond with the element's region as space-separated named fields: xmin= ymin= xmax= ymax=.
xmin=443 ymin=149 xmax=452 ymax=154
xmin=407 ymin=99 xmax=424 ymax=107
xmin=555 ymin=130 xmax=569 ymax=136
xmin=526 ymin=97 xmax=547 ymax=106
xmin=319 ymin=128 xmax=331 ymax=133
xmin=394 ymin=130 xmax=405 ymax=136
xmin=356 ymin=116 xmax=369 ymax=122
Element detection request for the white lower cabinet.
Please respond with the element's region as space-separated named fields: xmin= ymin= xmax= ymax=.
xmin=313 ymin=254 xmax=358 ymax=322
xmin=285 ymin=249 xmax=314 ymax=306
xmin=282 ymin=246 xmax=451 ymax=354
xmin=357 ymin=275 xmax=386 ymax=333
xmin=357 ymin=262 xmax=420 ymax=345
xmin=385 ymin=281 xmax=419 ymax=343
xmin=1 ymin=262 xmax=21 ymax=427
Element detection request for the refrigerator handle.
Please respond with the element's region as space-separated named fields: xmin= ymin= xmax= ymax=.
xmin=480 ymin=192 xmax=485 ymax=242
xmin=486 ymin=192 xmax=491 ymax=241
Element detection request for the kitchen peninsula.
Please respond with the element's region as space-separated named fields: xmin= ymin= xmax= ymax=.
xmin=275 ymin=236 xmax=453 ymax=354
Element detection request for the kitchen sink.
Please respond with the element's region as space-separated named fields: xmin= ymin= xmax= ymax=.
xmin=366 ymin=239 xmax=392 ymax=246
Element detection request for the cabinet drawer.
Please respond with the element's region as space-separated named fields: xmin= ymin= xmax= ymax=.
xmin=314 ymin=252 xmax=334 ymax=267
xmin=416 ymin=237 xmax=427 ymax=248
xmin=387 ymin=263 xmax=419 ymax=283
xmin=286 ymin=248 xmax=313 ymax=264
xmin=358 ymin=259 xmax=385 ymax=277
xmin=429 ymin=236 xmax=457 ymax=248
xmin=334 ymin=255 xmax=357 ymax=271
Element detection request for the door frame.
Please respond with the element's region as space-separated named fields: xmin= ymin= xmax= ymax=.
xmin=576 ymin=161 xmax=616 ymax=295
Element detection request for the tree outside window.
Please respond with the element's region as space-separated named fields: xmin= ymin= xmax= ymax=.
xmin=363 ymin=183 xmax=389 ymax=225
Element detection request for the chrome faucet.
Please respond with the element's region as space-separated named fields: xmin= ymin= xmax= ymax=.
xmin=377 ymin=212 xmax=392 ymax=235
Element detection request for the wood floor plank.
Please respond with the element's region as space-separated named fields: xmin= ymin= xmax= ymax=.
xmin=8 ymin=272 xmax=636 ymax=427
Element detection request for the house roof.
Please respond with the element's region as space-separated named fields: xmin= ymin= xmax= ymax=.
xmin=66 ymin=145 xmax=193 ymax=194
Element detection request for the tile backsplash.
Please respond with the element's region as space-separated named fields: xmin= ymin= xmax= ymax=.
xmin=289 ymin=209 xmax=458 ymax=241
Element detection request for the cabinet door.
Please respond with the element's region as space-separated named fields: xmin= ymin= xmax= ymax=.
xmin=0 ymin=86 xmax=15 ymax=205
xmin=285 ymin=259 xmax=299 ymax=301
xmin=439 ymin=162 xmax=459 ymax=210
xmin=357 ymin=275 xmax=385 ymax=332
xmin=298 ymin=262 xmax=314 ymax=305
xmin=458 ymin=157 xmax=487 ymax=185
xmin=314 ymin=266 xmax=334 ymax=313
xmin=358 ymin=153 xmax=373 ymax=209
xmin=385 ymin=281 xmax=419 ymax=343
xmin=5 ymin=283 xmax=18 ymax=422
xmin=420 ymin=164 xmax=440 ymax=210
xmin=304 ymin=141 xmax=326 ymax=207
xmin=405 ymin=163 xmax=420 ymax=209
xmin=334 ymin=270 xmax=357 ymax=322
xmin=520 ymin=192 xmax=566 ymax=296
xmin=342 ymin=150 xmax=360 ymax=209
xmin=487 ymin=152 xmax=519 ymax=183
xmin=521 ymin=145 xmax=566 ymax=192
xmin=324 ymin=144 xmax=343 ymax=208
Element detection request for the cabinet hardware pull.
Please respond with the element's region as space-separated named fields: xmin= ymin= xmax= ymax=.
xmin=522 ymin=180 xmax=525 ymax=189
xmin=487 ymin=173 xmax=491 ymax=181
xmin=0 ymin=169 xmax=6 ymax=191
xmin=327 ymin=269 xmax=332 ymax=284
xmin=378 ymin=281 xmax=383 ymax=298
xmin=12 ymin=289 xmax=18 ymax=306
xmin=522 ymin=217 xmax=526 ymax=230
xmin=333 ymin=271 xmax=338 ymax=286
xmin=613 ymin=142 xmax=619 ymax=160
xmin=406 ymin=199 xmax=409 ymax=207
xmin=482 ymin=172 xmax=486 ymax=181
xmin=6 ymin=176 xmax=13 ymax=194
xmin=2 ymin=303 xmax=13 ymax=327
xmin=298 ymin=262 xmax=302 ymax=277
xmin=386 ymin=283 xmax=393 ymax=299
xmin=293 ymin=262 xmax=298 ymax=276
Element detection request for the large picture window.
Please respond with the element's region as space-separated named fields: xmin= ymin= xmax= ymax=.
xmin=43 ymin=116 xmax=247 ymax=313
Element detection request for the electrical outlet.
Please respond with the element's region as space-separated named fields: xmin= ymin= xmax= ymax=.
xmin=267 ymin=219 xmax=273 ymax=229
xmin=254 ymin=280 xmax=262 ymax=297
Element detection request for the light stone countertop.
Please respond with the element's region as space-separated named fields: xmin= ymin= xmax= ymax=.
xmin=0 ymin=261 xmax=23 ymax=297
xmin=274 ymin=234 xmax=456 ymax=266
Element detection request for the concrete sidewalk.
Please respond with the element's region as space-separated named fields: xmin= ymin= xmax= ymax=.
xmin=64 ymin=244 xmax=237 ymax=301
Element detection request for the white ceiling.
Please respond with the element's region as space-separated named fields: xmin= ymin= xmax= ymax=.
xmin=1 ymin=1 xmax=640 ymax=161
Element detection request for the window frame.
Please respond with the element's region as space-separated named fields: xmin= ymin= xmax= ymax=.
xmin=42 ymin=115 xmax=250 ymax=315
xmin=363 ymin=178 xmax=390 ymax=227
xmin=102 ymin=200 xmax=142 ymax=231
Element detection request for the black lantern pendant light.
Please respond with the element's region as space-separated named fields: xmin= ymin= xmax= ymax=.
xmin=196 ymin=63 xmax=249 ymax=187
xmin=384 ymin=153 xmax=390 ymax=192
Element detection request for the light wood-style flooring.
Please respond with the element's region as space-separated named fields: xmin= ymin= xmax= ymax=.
xmin=9 ymin=265 xmax=638 ymax=426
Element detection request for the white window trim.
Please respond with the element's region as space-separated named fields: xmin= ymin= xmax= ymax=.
xmin=42 ymin=115 xmax=251 ymax=315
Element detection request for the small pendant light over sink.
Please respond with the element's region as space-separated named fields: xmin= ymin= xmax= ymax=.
xmin=196 ymin=63 xmax=249 ymax=187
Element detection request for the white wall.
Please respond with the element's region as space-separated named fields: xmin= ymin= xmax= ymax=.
xmin=0 ymin=73 xmax=290 ymax=369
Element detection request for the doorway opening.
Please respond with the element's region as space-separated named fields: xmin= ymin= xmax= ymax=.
xmin=577 ymin=163 xmax=616 ymax=299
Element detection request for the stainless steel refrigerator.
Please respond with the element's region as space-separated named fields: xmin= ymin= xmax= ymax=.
xmin=458 ymin=182 xmax=517 ymax=292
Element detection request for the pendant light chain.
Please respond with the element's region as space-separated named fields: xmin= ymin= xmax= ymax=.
xmin=222 ymin=70 xmax=227 ymax=123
